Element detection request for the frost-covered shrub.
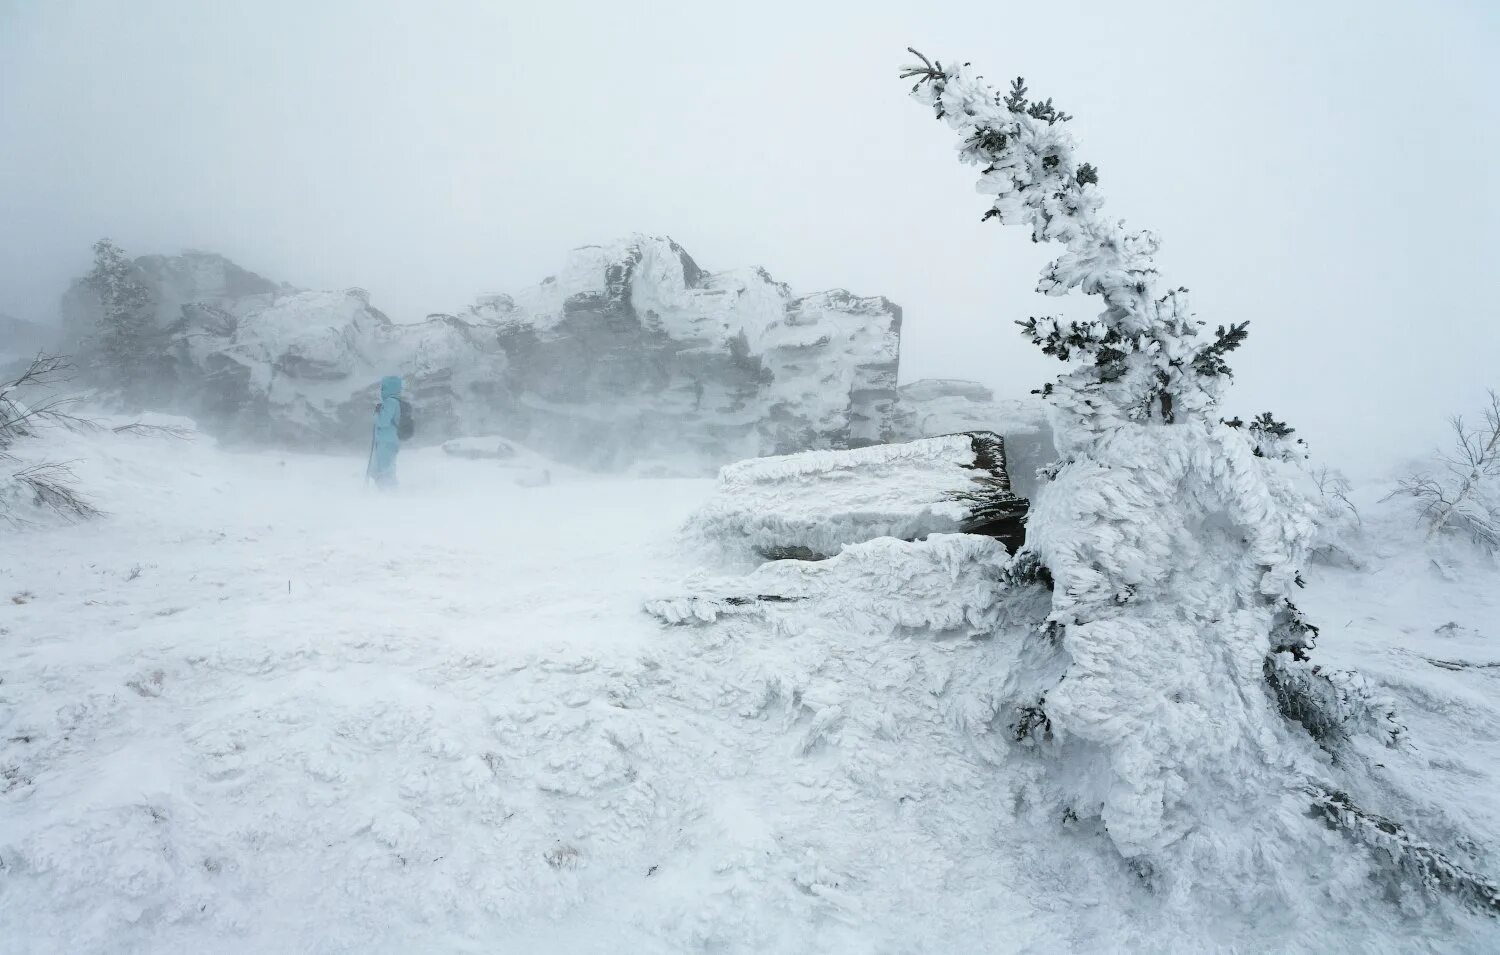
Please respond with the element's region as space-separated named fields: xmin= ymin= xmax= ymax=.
xmin=1304 ymin=465 xmax=1363 ymax=567
xmin=1264 ymin=655 xmax=1403 ymax=752
xmin=900 ymin=51 xmax=1436 ymax=903
xmin=1392 ymin=390 xmax=1500 ymax=551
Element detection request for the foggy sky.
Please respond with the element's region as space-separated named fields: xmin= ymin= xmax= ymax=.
xmin=2 ymin=0 xmax=1496 ymax=471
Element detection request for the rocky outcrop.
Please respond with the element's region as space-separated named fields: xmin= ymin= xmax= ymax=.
xmin=62 ymin=252 xmax=510 ymax=447
xmin=456 ymin=237 xmax=902 ymax=468
xmin=58 ymin=240 xmax=1062 ymax=476
xmin=60 ymin=238 xmax=911 ymax=467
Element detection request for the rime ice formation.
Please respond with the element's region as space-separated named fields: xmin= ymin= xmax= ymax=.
xmin=59 ymin=238 xmax=917 ymax=468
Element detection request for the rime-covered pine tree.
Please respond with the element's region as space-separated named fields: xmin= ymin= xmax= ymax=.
xmin=85 ymin=238 xmax=160 ymax=407
xmin=897 ymin=52 xmax=1490 ymax=911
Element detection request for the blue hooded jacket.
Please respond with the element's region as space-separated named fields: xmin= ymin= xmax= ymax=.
xmin=370 ymin=375 xmax=402 ymax=483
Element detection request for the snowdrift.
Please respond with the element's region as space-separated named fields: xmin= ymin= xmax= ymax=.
xmin=1 ymin=428 xmax=1498 ymax=950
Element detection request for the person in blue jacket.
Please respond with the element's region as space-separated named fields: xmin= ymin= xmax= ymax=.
xmin=368 ymin=375 xmax=403 ymax=489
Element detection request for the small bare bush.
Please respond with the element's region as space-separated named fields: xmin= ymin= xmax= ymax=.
xmin=1 ymin=354 xmax=102 ymax=527
xmin=1392 ymin=390 xmax=1500 ymax=551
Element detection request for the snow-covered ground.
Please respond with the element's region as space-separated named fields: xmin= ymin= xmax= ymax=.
xmin=2 ymin=426 xmax=1498 ymax=952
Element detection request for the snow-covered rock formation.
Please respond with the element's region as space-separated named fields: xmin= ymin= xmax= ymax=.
xmin=62 ymin=252 xmax=510 ymax=446
xmin=60 ymin=239 xmax=914 ymax=468
xmin=688 ymin=432 xmax=1027 ymax=561
xmin=453 ymin=237 xmax=902 ymax=469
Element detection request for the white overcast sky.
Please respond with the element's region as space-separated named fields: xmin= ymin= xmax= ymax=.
xmin=2 ymin=0 xmax=1496 ymax=469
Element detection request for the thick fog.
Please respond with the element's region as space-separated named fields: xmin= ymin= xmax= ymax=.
xmin=2 ymin=0 xmax=1495 ymax=470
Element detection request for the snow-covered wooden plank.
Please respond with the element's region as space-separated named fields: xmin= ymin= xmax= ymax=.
xmin=687 ymin=431 xmax=1027 ymax=560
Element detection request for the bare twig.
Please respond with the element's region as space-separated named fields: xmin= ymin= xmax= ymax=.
xmin=0 ymin=353 xmax=72 ymax=393
xmin=112 ymin=422 xmax=194 ymax=439
xmin=898 ymin=48 xmax=944 ymax=84
xmin=10 ymin=462 xmax=102 ymax=523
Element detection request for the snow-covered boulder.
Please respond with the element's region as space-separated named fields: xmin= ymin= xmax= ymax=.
xmin=687 ymin=431 xmax=1027 ymax=561
xmin=893 ymin=378 xmax=1055 ymax=498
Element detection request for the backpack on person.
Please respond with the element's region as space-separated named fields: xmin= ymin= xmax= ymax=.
xmin=395 ymin=396 xmax=415 ymax=441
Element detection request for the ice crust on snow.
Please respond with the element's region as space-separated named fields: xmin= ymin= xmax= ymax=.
xmin=646 ymin=532 xmax=1012 ymax=631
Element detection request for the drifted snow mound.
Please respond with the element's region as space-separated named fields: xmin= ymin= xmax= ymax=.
xmin=60 ymin=239 xmax=906 ymax=469
xmin=685 ymin=432 xmax=1027 ymax=561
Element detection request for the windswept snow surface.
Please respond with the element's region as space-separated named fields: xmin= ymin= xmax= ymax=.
xmin=2 ymin=427 xmax=1498 ymax=952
